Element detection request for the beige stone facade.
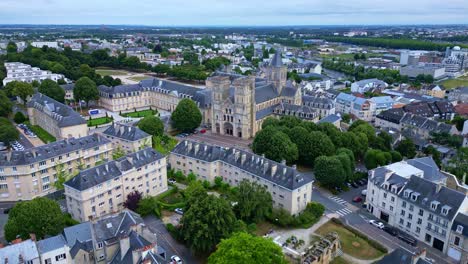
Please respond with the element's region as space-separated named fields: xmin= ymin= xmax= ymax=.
xmin=169 ymin=140 xmax=313 ymax=215
xmin=0 ymin=134 xmax=112 ymax=202
xmin=100 ymin=123 xmax=152 ymax=154
xmin=64 ymin=148 xmax=167 ymax=222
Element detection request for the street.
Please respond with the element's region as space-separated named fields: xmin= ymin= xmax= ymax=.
xmin=312 ymin=186 xmax=457 ymax=264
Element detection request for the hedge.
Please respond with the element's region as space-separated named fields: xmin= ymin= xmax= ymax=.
xmin=331 ymin=218 xmax=388 ymax=253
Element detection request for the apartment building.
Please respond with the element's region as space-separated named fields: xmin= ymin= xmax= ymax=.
xmin=366 ymin=157 xmax=468 ymax=254
xmin=3 ymin=62 xmax=65 ymax=86
xmin=335 ymin=93 xmax=376 ymax=121
xmin=64 ymin=148 xmax=167 ymax=222
xmin=0 ymin=210 xmax=168 ymax=264
xmin=101 ymin=123 xmax=152 ymax=154
xmin=27 ymin=93 xmax=88 ymax=140
xmin=0 ymin=134 xmax=112 ymax=202
xmin=302 ymin=95 xmax=336 ymax=118
xmin=448 ymin=212 xmax=468 ymax=263
xmin=169 ymin=140 xmax=313 ymax=215
xmin=350 ymin=78 xmax=388 ymax=94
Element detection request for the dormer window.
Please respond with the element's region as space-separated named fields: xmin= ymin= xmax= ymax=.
xmin=430 ymin=201 xmax=440 ymax=211
xmin=411 ymin=192 xmax=420 ymax=201
xmin=404 ymin=189 xmax=412 ymax=198
xmin=441 ymin=205 xmax=451 ymax=216
xmin=456 ymin=225 xmax=463 ymax=234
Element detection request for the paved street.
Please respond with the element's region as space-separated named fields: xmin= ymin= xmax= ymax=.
xmin=144 ymin=215 xmax=202 ymax=264
xmin=183 ymin=130 xmax=252 ymax=152
xmin=312 ymin=187 xmax=457 ymax=264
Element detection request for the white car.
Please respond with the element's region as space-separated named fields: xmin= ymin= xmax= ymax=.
xmin=171 ymin=255 xmax=182 ymax=264
xmin=369 ymin=220 xmax=385 ymax=229
xmin=174 ymin=208 xmax=184 ymax=215
xmin=168 ymin=178 xmax=176 ymax=184
xmin=361 ymin=190 xmax=367 ymax=196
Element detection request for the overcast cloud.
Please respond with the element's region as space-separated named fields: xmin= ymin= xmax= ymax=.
xmin=0 ymin=0 xmax=467 ymax=25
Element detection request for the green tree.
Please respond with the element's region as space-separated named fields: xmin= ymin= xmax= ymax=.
xmin=390 ymin=150 xmax=403 ymax=162
xmin=446 ymin=147 xmax=468 ymax=184
xmin=314 ymin=156 xmax=346 ymax=188
xmin=138 ymin=115 xmax=164 ymax=137
xmin=180 ymin=194 xmax=236 ymax=253
xmin=171 ymin=99 xmax=202 ymax=132
xmin=424 ymin=145 xmax=442 ymax=167
xmin=4 ymin=197 xmax=65 ymax=241
xmin=7 ymin=41 xmax=17 ymax=53
xmin=112 ymin=146 xmax=126 ymax=160
xmin=0 ymin=117 xmax=19 ymax=143
xmin=258 ymin=131 xmax=298 ymax=163
xmin=396 ymin=138 xmax=416 ymax=158
xmin=3 ymin=81 xmax=21 ymax=97
xmin=13 ymin=111 xmax=26 ymax=124
xmin=300 ymin=131 xmax=335 ymax=166
xmin=0 ymin=91 xmax=13 ymax=117
xmin=336 ymin=153 xmax=353 ymax=180
xmin=13 ymin=82 xmax=34 ymax=106
xmin=74 ymin=77 xmax=99 ymax=107
xmin=208 ymin=232 xmax=287 ymax=264
xmin=364 ymin=149 xmax=391 ymax=169
xmin=38 ymin=79 xmax=65 ymax=103
xmin=53 ymin=163 xmax=71 ymax=190
xmin=452 ymin=116 xmax=467 ymax=131
xmin=261 ymin=117 xmax=280 ymax=129
xmin=234 ymin=180 xmax=272 ymax=223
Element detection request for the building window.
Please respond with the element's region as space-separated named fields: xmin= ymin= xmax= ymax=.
xmin=402 ymin=201 xmax=406 ymax=208
xmin=416 ymin=227 xmax=420 ymax=234
xmin=97 ymin=242 xmax=103 ymax=249
xmin=55 ymin=253 xmax=66 ymax=261
xmin=399 ymin=219 xmax=404 ymax=225
xmin=454 ymin=236 xmax=460 ymax=246
xmin=417 ymin=218 xmax=422 ymax=225
xmin=401 ymin=210 xmax=405 ymax=216
xmin=456 ymin=225 xmax=463 ymax=234
xmin=419 ymin=209 xmax=424 ymax=216
xmin=44 ymin=258 xmax=52 ymax=264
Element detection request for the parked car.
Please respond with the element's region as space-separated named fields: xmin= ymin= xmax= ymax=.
xmin=170 ymin=255 xmax=182 ymax=264
xmin=397 ymin=234 xmax=417 ymax=246
xmin=352 ymin=196 xmax=362 ymax=203
xmin=383 ymin=226 xmax=398 ymax=236
xmin=334 ymin=187 xmax=342 ymax=193
xmin=200 ymin=129 xmax=206 ymax=134
xmin=357 ymin=179 xmax=366 ymax=186
xmin=3 ymin=208 xmax=11 ymax=214
xmin=174 ymin=208 xmax=184 ymax=215
xmin=351 ymin=182 xmax=359 ymax=188
xmin=369 ymin=220 xmax=385 ymax=229
xmin=361 ymin=190 xmax=367 ymax=196
xmin=168 ymin=178 xmax=176 ymax=184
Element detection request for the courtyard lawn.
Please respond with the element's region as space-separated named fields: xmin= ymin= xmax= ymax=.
xmin=87 ymin=117 xmax=113 ymax=127
xmin=440 ymin=77 xmax=468 ymax=89
xmin=315 ymin=221 xmax=385 ymax=260
xmin=25 ymin=121 xmax=56 ymax=143
xmin=96 ymin=69 xmax=129 ymax=76
xmin=330 ymin=256 xmax=351 ymax=264
xmin=128 ymin=76 xmax=151 ymax=82
xmin=121 ymin=109 xmax=157 ymax=118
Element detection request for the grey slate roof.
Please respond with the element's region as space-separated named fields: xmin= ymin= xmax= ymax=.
xmin=27 ymin=93 xmax=86 ymax=127
xmin=93 ymin=210 xmax=144 ymax=243
xmin=60 ymin=83 xmax=75 ymax=91
xmin=0 ymin=134 xmax=110 ymax=167
xmin=64 ymin=147 xmax=164 ymax=191
xmin=406 ymin=157 xmax=446 ymax=183
xmin=270 ymin=51 xmax=284 ymax=67
xmin=255 ymin=104 xmax=278 ymax=120
xmin=255 ymin=83 xmax=279 ymax=104
xmin=171 ymin=140 xmax=313 ymax=190
xmin=274 ymin=103 xmax=318 ymax=120
xmin=37 ymin=234 xmax=67 ymax=254
xmin=302 ymin=95 xmax=335 ymax=109
xmin=62 ymin=222 xmax=93 ymax=248
xmin=377 ymin=248 xmax=431 ymax=264
xmin=318 ymin=114 xmax=342 ymax=124
xmin=399 ymin=176 xmax=466 ymax=220
xmin=103 ymin=124 xmax=151 ymax=142
xmin=69 ymin=240 xmax=93 ymax=258
xmin=376 ymin=108 xmax=405 ymax=124
xmin=451 ymin=213 xmax=468 ymax=237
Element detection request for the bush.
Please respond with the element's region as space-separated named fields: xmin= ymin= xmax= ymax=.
xmin=202 ymin=180 xmax=211 ymax=189
xmin=331 ymin=218 xmax=388 ymax=253
xmin=187 ymin=172 xmax=197 ymax=182
xmin=13 ymin=112 xmax=27 ymax=124
xmin=268 ymin=202 xmax=324 ymax=228
xmin=166 ymin=223 xmax=182 ymax=241
xmin=137 ymin=197 xmax=158 ymax=216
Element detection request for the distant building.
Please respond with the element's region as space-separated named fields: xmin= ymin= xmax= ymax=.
xmin=31 ymin=41 xmax=59 ymax=49
xmin=335 ymin=93 xmax=378 ymax=121
xmin=27 ymin=93 xmax=88 ymax=140
xmin=447 ymin=87 xmax=468 ymax=103
xmin=169 ymin=140 xmax=313 ymax=215
xmin=424 ymin=85 xmax=446 ymax=98
xmin=400 ymin=64 xmax=446 ymax=79
xmin=317 ymin=114 xmax=341 ymax=128
xmin=3 ymin=62 xmax=65 ymax=86
xmin=64 ymin=148 xmax=167 ymax=222
xmin=351 ymin=79 xmax=388 ymax=94
xmin=60 ymin=83 xmax=75 ymax=101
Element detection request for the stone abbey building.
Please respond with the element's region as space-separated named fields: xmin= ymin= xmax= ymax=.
xmin=98 ymin=51 xmax=318 ymax=139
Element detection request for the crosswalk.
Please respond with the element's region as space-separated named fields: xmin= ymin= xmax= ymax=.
xmin=335 ymin=208 xmax=353 ymax=216
xmin=328 ymin=195 xmax=347 ymax=205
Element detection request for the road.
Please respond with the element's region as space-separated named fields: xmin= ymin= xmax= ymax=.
xmin=312 ymin=186 xmax=457 ymax=264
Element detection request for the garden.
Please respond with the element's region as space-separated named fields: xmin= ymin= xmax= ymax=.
xmin=24 ymin=121 xmax=56 ymax=143
xmin=121 ymin=109 xmax=158 ymax=118
xmin=87 ymin=116 xmax=113 ymax=127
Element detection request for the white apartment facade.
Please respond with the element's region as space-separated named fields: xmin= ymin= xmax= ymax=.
xmin=3 ymin=62 xmax=65 ymax=86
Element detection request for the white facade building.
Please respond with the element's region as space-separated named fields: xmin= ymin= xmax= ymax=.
xmin=3 ymin=62 xmax=65 ymax=86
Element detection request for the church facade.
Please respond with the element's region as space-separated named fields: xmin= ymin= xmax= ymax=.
xmin=97 ymin=52 xmax=318 ymax=139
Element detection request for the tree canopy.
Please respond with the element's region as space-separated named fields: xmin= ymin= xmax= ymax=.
xmin=38 ymin=79 xmax=65 ymax=103
xmin=234 ymin=180 xmax=272 ymax=223
xmin=0 ymin=91 xmax=13 ymax=117
xmin=12 ymin=82 xmax=34 ymax=106
xmin=395 ymin=138 xmax=416 ymax=158
xmin=171 ymin=98 xmax=202 ymax=132
xmin=74 ymin=77 xmax=99 ymax=106
xmin=0 ymin=117 xmax=19 ymax=143
xmin=4 ymin=197 xmax=66 ymax=241
xmin=208 ymin=232 xmax=287 ymax=264
xmin=314 ymin=156 xmax=346 ymax=188
xmin=138 ymin=115 xmax=164 ymax=137
xmin=252 ymin=128 xmax=298 ymax=163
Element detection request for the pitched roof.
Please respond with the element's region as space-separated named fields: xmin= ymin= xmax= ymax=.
xmin=0 ymin=240 xmax=39 ymax=262
xmin=269 ymin=51 xmax=284 ymax=67
xmin=102 ymin=124 xmax=151 ymax=142
xmin=37 ymin=235 xmax=67 ymax=254
xmin=27 ymin=93 xmax=86 ymax=127
xmin=171 ymin=140 xmax=313 ymax=190
xmin=318 ymin=114 xmax=342 ymax=124
xmin=451 ymin=212 xmax=468 ymax=237
xmin=62 ymin=222 xmax=93 ymax=248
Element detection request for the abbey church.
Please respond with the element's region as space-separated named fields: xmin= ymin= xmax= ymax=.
xmin=97 ymin=51 xmax=318 ymax=139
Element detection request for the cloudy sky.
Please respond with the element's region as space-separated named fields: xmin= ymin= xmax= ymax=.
xmin=1 ymin=0 xmax=467 ymax=26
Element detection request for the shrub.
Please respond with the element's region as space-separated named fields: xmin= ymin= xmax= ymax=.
xmin=137 ymin=197 xmax=158 ymax=216
xmin=166 ymin=223 xmax=182 ymax=241
xmin=13 ymin=112 xmax=27 ymax=124
xmin=202 ymin=180 xmax=211 ymax=189
xmin=187 ymin=172 xmax=196 ymax=182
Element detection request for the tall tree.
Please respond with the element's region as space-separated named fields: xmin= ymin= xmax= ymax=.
xmin=0 ymin=117 xmax=19 ymax=143
xmin=396 ymin=138 xmax=416 ymax=158
xmin=208 ymin=232 xmax=287 ymax=264
xmin=123 ymin=191 xmax=142 ymax=211
xmin=13 ymin=82 xmax=34 ymax=106
xmin=300 ymin=131 xmax=335 ymax=166
xmin=138 ymin=115 xmax=164 ymax=137
xmin=74 ymin=77 xmax=99 ymax=107
xmin=6 ymin=41 xmax=17 ymax=53
xmin=171 ymin=98 xmax=202 ymax=132
xmin=254 ymin=130 xmax=298 ymax=163
xmin=4 ymin=197 xmax=65 ymax=241
xmin=234 ymin=180 xmax=272 ymax=223
xmin=180 ymin=194 xmax=236 ymax=253
xmin=314 ymin=156 xmax=346 ymax=188
xmin=38 ymin=79 xmax=65 ymax=103
xmin=0 ymin=91 xmax=13 ymax=117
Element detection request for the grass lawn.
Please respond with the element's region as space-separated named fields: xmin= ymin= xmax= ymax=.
xmin=254 ymin=221 xmax=277 ymax=236
xmin=161 ymin=191 xmax=185 ymax=204
xmin=25 ymin=121 xmax=56 ymax=143
xmin=87 ymin=117 xmax=113 ymax=127
xmin=96 ymin=69 xmax=129 ymax=76
xmin=440 ymin=77 xmax=468 ymax=89
xmin=129 ymin=76 xmax=151 ymax=82
xmin=330 ymin=256 xmax=351 ymax=264
xmin=121 ymin=109 xmax=157 ymax=118
xmin=315 ymin=221 xmax=385 ymax=260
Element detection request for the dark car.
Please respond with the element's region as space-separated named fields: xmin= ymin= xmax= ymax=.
xmin=357 ymin=179 xmax=366 ymax=186
xmin=352 ymin=196 xmax=363 ymax=203
xmin=351 ymin=182 xmax=359 ymax=188
xmin=383 ymin=226 xmax=398 ymax=236
xmin=397 ymin=234 xmax=417 ymax=246
xmin=3 ymin=207 xmax=11 ymax=214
